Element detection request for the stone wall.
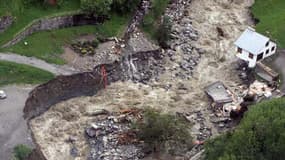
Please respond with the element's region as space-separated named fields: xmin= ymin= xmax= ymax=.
xmin=2 ymin=14 xmax=105 ymax=48
xmin=0 ymin=16 xmax=13 ymax=33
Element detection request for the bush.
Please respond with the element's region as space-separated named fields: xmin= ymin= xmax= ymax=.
xmin=134 ymin=109 xmax=193 ymax=154
xmin=111 ymin=0 xmax=140 ymax=14
xmin=156 ymin=16 xmax=172 ymax=48
xmin=205 ymin=98 xmax=285 ymax=160
xmin=80 ymin=0 xmax=113 ymax=16
xmin=13 ymin=144 xmax=32 ymax=160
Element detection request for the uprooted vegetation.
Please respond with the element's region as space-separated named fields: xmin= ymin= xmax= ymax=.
xmin=134 ymin=108 xmax=193 ymax=155
xmin=141 ymin=0 xmax=171 ymax=44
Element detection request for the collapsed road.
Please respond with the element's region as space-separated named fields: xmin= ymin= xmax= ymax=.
xmin=23 ymin=0 xmax=258 ymax=159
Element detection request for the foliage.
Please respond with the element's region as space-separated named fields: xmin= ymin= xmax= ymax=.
xmin=204 ymin=98 xmax=285 ymax=160
xmin=0 ymin=61 xmax=54 ymax=86
xmin=141 ymin=0 xmax=171 ymax=46
xmin=80 ymin=0 xmax=113 ymax=15
xmin=156 ymin=16 xmax=172 ymax=48
xmin=252 ymin=0 xmax=285 ymax=47
xmin=13 ymin=144 xmax=32 ymax=160
xmin=0 ymin=0 xmax=81 ymax=46
xmin=134 ymin=109 xmax=192 ymax=153
xmin=111 ymin=0 xmax=140 ymax=14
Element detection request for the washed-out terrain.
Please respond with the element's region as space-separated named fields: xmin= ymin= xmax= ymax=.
xmin=30 ymin=0 xmax=255 ymax=159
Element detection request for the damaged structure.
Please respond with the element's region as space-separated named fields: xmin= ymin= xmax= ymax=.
xmin=234 ymin=27 xmax=277 ymax=68
xmin=205 ymin=80 xmax=283 ymax=119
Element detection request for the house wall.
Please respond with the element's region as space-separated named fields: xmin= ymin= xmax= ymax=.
xmin=236 ymin=47 xmax=257 ymax=68
xmin=235 ymin=41 xmax=277 ymax=68
xmin=259 ymin=41 xmax=276 ymax=59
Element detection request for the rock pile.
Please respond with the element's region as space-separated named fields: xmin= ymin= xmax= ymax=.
xmin=85 ymin=109 xmax=145 ymax=160
xmin=164 ymin=0 xmax=201 ymax=79
xmin=0 ymin=16 xmax=13 ymax=33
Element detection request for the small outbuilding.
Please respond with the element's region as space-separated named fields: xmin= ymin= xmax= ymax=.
xmin=234 ymin=27 xmax=277 ymax=68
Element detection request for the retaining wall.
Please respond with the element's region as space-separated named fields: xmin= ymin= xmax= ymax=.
xmin=2 ymin=14 xmax=105 ymax=48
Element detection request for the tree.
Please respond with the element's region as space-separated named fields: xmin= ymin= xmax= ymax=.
xmin=80 ymin=0 xmax=113 ymax=16
xmin=134 ymin=109 xmax=193 ymax=154
xmin=13 ymin=144 xmax=32 ymax=160
xmin=204 ymin=98 xmax=285 ymax=160
xmin=156 ymin=16 xmax=172 ymax=48
xmin=111 ymin=0 xmax=140 ymax=14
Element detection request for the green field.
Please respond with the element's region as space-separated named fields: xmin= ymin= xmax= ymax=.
xmin=0 ymin=0 xmax=81 ymax=46
xmin=1 ymin=14 xmax=130 ymax=64
xmin=0 ymin=61 xmax=54 ymax=86
xmin=252 ymin=0 xmax=285 ymax=48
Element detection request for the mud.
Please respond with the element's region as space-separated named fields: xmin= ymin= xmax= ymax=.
xmin=24 ymin=49 xmax=162 ymax=120
xmin=27 ymin=0 xmax=256 ymax=159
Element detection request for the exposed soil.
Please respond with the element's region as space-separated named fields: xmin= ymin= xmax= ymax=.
xmin=61 ymin=41 xmax=120 ymax=72
xmin=29 ymin=0 xmax=256 ymax=159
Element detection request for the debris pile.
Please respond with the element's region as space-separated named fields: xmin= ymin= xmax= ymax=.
xmin=206 ymin=79 xmax=283 ymax=121
xmin=71 ymin=40 xmax=100 ymax=55
xmin=164 ymin=0 xmax=201 ymax=80
xmin=85 ymin=109 xmax=145 ymax=160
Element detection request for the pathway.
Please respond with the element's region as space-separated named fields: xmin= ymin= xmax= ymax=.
xmin=0 ymin=85 xmax=35 ymax=160
xmin=0 ymin=52 xmax=79 ymax=75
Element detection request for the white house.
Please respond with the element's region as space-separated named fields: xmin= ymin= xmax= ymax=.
xmin=234 ymin=27 xmax=277 ymax=68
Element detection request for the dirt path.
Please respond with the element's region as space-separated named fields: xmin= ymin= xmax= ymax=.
xmin=0 ymin=85 xmax=35 ymax=160
xmin=0 ymin=52 xmax=79 ymax=75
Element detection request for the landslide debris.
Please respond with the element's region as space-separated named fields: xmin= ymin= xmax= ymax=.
xmin=29 ymin=0 xmax=255 ymax=159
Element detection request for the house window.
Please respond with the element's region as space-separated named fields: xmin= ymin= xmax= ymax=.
xmin=237 ymin=47 xmax=242 ymax=53
xmin=272 ymin=46 xmax=275 ymax=52
xmin=257 ymin=53 xmax=263 ymax=61
xmin=248 ymin=53 xmax=254 ymax=59
xmin=266 ymin=49 xmax=269 ymax=54
xmin=266 ymin=41 xmax=269 ymax=47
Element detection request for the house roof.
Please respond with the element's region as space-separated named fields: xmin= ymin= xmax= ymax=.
xmin=234 ymin=28 xmax=270 ymax=55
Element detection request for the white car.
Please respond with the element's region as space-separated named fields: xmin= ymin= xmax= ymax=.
xmin=0 ymin=90 xmax=7 ymax=99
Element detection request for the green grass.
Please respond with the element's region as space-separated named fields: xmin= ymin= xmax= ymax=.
xmin=141 ymin=0 xmax=170 ymax=39
xmin=252 ymin=0 xmax=285 ymax=48
xmin=0 ymin=61 xmax=54 ymax=86
xmin=1 ymin=14 xmax=130 ymax=64
xmin=0 ymin=0 xmax=81 ymax=46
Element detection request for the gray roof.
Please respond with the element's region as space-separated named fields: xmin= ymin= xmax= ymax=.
xmin=205 ymin=81 xmax=233 ymax=104
xmin=234 ymin=28 xmax=269 ymax=55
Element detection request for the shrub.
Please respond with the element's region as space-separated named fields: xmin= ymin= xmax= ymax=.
xmin=204 ymin=98 xmax=285 ymax=160
xmin=80 ymin=0 xmax=113 ymax=16
xmin=155 ymin=16 xmax=172 ymax=48
xmin=13 ymin=144 xmax=32 ymax=160
xmin=111 ymin=0 xmax=140 ymax=14
xmin=134 ymin=109 xmax=193 ymax=154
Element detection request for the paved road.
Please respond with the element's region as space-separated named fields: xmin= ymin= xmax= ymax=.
xmin=0 ymin=85 xmax=35 ymax=159
xmin=0 ymin=52 xmax=79 ymax=75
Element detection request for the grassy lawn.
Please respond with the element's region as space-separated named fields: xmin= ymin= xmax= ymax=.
xmin=0 ymin=0 xmax=81 ymax=46
xmin=141 ymin=0 xmax=170 ymax=39
xmin=252 ymin=0 xmax=285 ymax=48
xmin=0 ymin=61 xmax=54 ymax=86
xmin=1 ymin=14 xmax=130 ymax=64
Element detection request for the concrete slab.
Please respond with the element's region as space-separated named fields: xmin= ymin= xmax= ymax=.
xmin=205 ymin=81 xmax=233 ymax=104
